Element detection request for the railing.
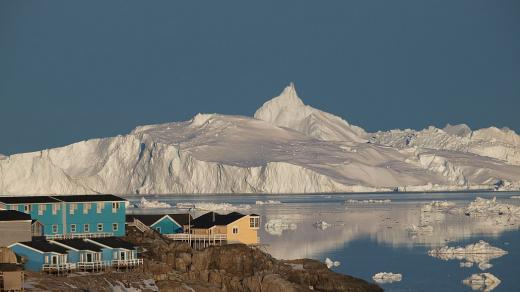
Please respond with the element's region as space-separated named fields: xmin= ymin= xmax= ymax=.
xmin=165 ymin=233 xmax=227 ymax=241
xmin=112 ymin=259 xmax=143 ymax=268
xmin=45 ymin=232 xmax=114 ymax=240
xmin=77 ymin=261 xmax=111 ymax=271
xmin=42 ymin=263 xmax=77 ymax=273
xmin=128 ymin=219 xmax=150 ymax=232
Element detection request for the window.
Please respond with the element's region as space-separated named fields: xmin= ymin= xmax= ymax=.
xmin=83 ymin=203 xmax=91 ymax=214
xmin=155 ymin=227 xmax=161 ymax=233
xmin=96 ymin=202 xmax=104 ymax=214
xmin=84 ymin=224 xmax=90 ymax=233
xmin=70 ymin=224 xmax=76 ymax=233
xmin=38 ymin=204 xmax=46 ymax=215
xmin=112 ymin=202 xmax=120 ymax=213
xmin=24 ymin=204 xmax=31 ymax=213
xmin=69 ymin=203 xmax=77 ymax=215
xmin=232 ymin=227 xmax=239 ymax=234
xmin=52 ymin=224 xmax=58 ymax=233
xmin=112 ymin=223 xmax=119 ymax=232
xmin=250 ymin=217 xmax=260 ymax=228
xmin=97 ymin=223 xmax=103 ymax=232
xmin=9 ymin=205 xmax=17 ymax=211
xmin=52 ymin=203 xmax=60 ymax=215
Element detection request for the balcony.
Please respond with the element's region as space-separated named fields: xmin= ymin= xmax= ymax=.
xmin=111 ymin=258 xmax=143 ymax=269
xmin=42 ymin=263 xmax=77 ymax=274
xmin=45 ymin=232 xmax=113 ymax=240
xmin=77 ymin=261 xmax=111 ymax=271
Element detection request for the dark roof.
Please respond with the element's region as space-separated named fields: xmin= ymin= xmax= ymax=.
xmin=17 ymin=240 xmax=69 ymax=254
xmin=54 ymin=239 xmax=102 ymax=252
xmin=191 ymin=212 xmax=245 ymax=229
xmin=0 ymin=196 xmax=60 ymax=204
xmin=51 ymin=194 xmax=125 ymax=202
xmin=168 ymin=213 xmax=193 ymax=226
xmin=250 ymin=214 xmax=260 ymax=216
xmin=88 ymin=237 xmax=136 ymax=250
xmin=0 ymin=210 xmax=31 ymax=221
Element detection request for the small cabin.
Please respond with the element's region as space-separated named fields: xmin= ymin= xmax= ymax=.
xmin=51 ymin=239 xmax=109 ymax=271
xmin=0 ymin=210 xmax=33 ymax=247
xmin=189 ymin=212 xmax=260 ymax=245
xmin=85 ymin=237 xmax=142 ymax=269
xmin=8 ymin=240 xmax=72 ymax=273
xmin=126 ymin=214 xmax=192 ymax=234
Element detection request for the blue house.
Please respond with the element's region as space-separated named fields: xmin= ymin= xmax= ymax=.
xmin=86 ymin=237 xmax=142 ymax=269
xmin=9 ymin=240 xmax=72 ymax=273
xmin=0 ymin=195 xmax=126 ymax=238
xmin=126 ymin=214 xmax=191 ymax=234
xmin=50 ymin=239 xmax=109 ymax=271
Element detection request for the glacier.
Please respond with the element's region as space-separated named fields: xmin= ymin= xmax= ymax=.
xmin=1 ymin=84 xmax=520 ymax=195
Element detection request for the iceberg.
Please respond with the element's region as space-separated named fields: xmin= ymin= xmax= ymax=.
xmin=314 ymin=221 xmax=331 ymax=230
xmin=406 ymin=224 xmax=433 ymax=235
xmin=264 ymin=218 xmax=297 ymax=236
xmin=255 ymin=200 xmax=282 ymax=205
xmin=510 ymin=196 xmax=520 ymax=199
xmin=460 ymin=262 xmax=473 ymax=268
xmin=324 ymin=257 xmax=340 ymax=269
xmin=372 ymin=272 xmax=402 ymax=284
xmin=463 ymin=273 xmax=501 ymax=291
xmin=135 ymin=197 xmax=171 ymax=209
xmin=428 ymin=240 xmax=507 ymax=267
xmin=192 ymin=202 xmax=251 ymax=212
xmin=346 ymin=199 xmax=391 ymax=204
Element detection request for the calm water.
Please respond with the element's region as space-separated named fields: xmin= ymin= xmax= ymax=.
xmin=126 ymin=192 xmax=520 ymax=291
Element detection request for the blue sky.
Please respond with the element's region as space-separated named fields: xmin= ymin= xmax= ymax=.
xmin=1 ymin=0 xmax=519 ymax=154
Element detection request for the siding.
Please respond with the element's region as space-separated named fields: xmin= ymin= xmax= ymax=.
xmin=0 ymin=221 xmax=32 ymax=247
xmin=151 ymin=217 xmax=182 ymax=234
xmin=9 ymin=244 xmax=44 ymax=272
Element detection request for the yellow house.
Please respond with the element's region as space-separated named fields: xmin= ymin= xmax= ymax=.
xmin=189 ymin=212 xmax=260 ymax=245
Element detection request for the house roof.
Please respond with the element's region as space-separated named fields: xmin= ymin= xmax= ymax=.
xmin=51 ymin=194 xmax=125 ymax=202
xmin=88 ymin=237 xmax=136 ymax=250
xmin=0 ymin=196 xmax=60 ymax=204
xmin=126 ymin=213 xmax=193 ymax=227
xmin=191 ymin=212 xmax=245 ymax=229
xmin=0 ymin=210 xmax=31 ymax=221
xmin=17 ymin=240 xmax=69 ymax=254
xmin=168 ymin=213 xmax=193 ymax=226
xmin=53 ymin=239 xmax=103 ymax=252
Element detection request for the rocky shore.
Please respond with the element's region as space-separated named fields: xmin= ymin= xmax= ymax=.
xmin=23 ymin=227 xmax=382 ymax=291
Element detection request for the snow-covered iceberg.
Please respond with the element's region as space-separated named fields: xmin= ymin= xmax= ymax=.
xmin=372 ymin=272 xmax=402 ymax=283
xmin=1 ymin=84 xmax=520 ymax=195
xmin=428 ymin=240 xmax=507 ymax=269
xmin=463 ymin=273 xmax=501 ymax=291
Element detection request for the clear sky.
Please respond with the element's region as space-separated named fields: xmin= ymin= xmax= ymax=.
xmin=1 ymin=0 xmax=519 ymax=155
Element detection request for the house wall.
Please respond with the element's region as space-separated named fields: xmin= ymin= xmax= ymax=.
xmin=0 ymin=221 xmax=32 ymax=247
xmin=101 ymin=247 xmax=114 ymax=262
xmin=151 ymin=217 xmax=182 ymax=234
xmin=7 ymin=203 xmax=64 ymax=235
xmin=9 ymin=244 xmax=44 ymax=272
xmin=225 ymin=215 xmax=258 ymax=245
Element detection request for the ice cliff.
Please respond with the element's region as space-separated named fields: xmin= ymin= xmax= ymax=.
xmin=1 ymin=84 xmax=520 ymax=195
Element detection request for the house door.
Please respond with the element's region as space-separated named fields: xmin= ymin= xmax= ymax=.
xmin=86 ymin=253 xmax=92 ymax=262
xmin=52 ymin=255 xmax=58 ymax=265
xmin=120 ymin=251 xmax=126 ymax=260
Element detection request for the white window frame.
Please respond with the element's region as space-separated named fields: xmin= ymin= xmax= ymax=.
xmin=112 ymin=223 xmax=118 ymax=232
xmin=38 ymin=204 xmax=46 ymax=215
xmin=250 ymin=217 xmax=259 ymax=228
xmin=69 ymin=203 xmax=77 ymax=215
xmin=112 ymin=202 xmax=119 ymax=213
xmin=83 ymin=203 xmax=91 ymax=214
xmin=84 ymin=224 xmax=90 ymax=232
xmin=97 ymin=223 xmax=103 ymax=232
xmin=96 ymin=202 xmax=104 ymax=214
xmin=52 ymin=224 xmax=58 ymax=233
xmin=70 ymin=224 xmax=76 ymax=233
xmin=52 ymin=203 xmax=59 ymax=215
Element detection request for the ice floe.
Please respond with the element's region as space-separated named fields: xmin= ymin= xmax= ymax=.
xmin=135 ymin=197 xmax=171 ymax=209
xmin=255 ymin=200 xmax=282 ymax=205
xmin=460 ymin=262 xmax=474 ymax=268
xmin=406 ymin=224 xmax=433 ymax=235
xmin=372 ymin=272 xmax=402 ymax=283
xmin=324 ymin=257 xmax=340 ymax=269
xmin=463 ymin=273 xmax=501 ymax=291
xmin=510 ymin=195 xmax=520 ymax=199
xmin=192 ymin=202 xmax=251 ymax=212
xmin=264 ymin=218 xmax=297 ymax=236
xmin=314 ymin=221 xmax=331 ymax=230
xmin=428 ymin=240 xmax=507 ymax=270
xmin=345 ymin=199 xmax=391 ymax=204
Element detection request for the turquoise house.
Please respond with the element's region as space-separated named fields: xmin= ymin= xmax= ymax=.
xmin=86 ymin=237 xmax=142 ymax=268
xmin=0 ymin=195 xmax=126 ymax=238
xmin=9 ymin=240 xmax=71 ymax=272
xmin=126 ymin=214 xmax=191 ymax=234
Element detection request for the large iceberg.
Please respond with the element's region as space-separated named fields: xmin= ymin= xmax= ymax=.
xmin=372 ymin=272 xmax=402 ymax=284
xmin=463 ymin=273 xmax=501 ymax=291
xmin=1 ymin=84 xmax=520 ymax=195
xmin=428 ymin=240 xmax=507 ymax=269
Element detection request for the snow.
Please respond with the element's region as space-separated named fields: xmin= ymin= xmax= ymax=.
xmin=372 ymin=272 xmax=402 ymax=283
xmin=463 ymin=273 xmax=501 ymax=291
xmin=264 ymin=218 xmax=297 ymax=236
xmin=0 ymin=154 xmax=6 ymax=160
xmin=346 ymin=199 xmax=391 ymax=204
xmin=1 ymin=84 xmax=520 ymax=195
xmin=324 ymin=257 xmax=340 ymax=269
xmin=428 ymin=240 xmax=507 ymax=269
xmin=255 ymin=200 xmax=282 ymax=205
xmin=135 ymin=197 xmax=171 ymax=209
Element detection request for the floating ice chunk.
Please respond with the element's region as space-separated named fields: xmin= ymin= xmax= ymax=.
xmin=264 ymin=219 xmax=297 ymax=236
xmin=372 ymin=272 xmax=402 ymax=283
xmin=406 ymin=224 xmax=433 ymax=235
xmin=314 ymin=221 xmax=331 ymax=230
xmin=458 ymin=197 xmax=520 ymax=217
xmin=428 ymin=240 xmax=507 ymax=266
xmin=255 ymin=200 xmax=282 ymax=205
xmin=176 ymin=202 xmax=196 ymax=209
xmin=422 ymin=200 xmax=456 ymax=212
xmin=460 ymin=262 xmax=473 ymax=268
xmin=478 ymin=262 xmax=493 ymax=271
xmin=346 ymin=199 xmax=391 ymax=204
xmin=463 ymin=273 xmax=501 ymax=291
xmin=324 ymin=257 xmax=340 ymax=269
xmin=193 ymin=202 xmax=251 ymax=212
xmin=510 ymin=196 xmax=520 ymax=199
xmin=135 ymin=197 xmax=171 ymax=209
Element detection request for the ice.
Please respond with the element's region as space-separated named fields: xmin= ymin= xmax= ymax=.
xmin=463 ymin=273 xmax=501 ymax=291
xmin=510 ymin=196 xmax=520 ymax=199
xmin=264 ymin=218 xmax=297 ymax=236
xmin=372 ymin=272 xmax=402 ymax=283
xmin=346 ymin=199 xmax=391 ymax=204
xmin=135 ymin=197 xmax=171 ymax=209
xmin=1 ymin=84 xmax=520 ymax=195
xmin=176 ymin=202 xmax=196 ymax=209
xmin=324 ymin=257 xmax=340 ymax=269
xmin=428 ymin=240 xmax=507 ymax=267
xmin=255 ymin=200 xmax=282 ymax=205
xmin=406 ymin=224 xmax=433 ymax=235
xmin=314 ymin=221 xmax=331 ymax=230
xmin=460 ymin=262 xmax=474 ymax=268
xmin=0 ymin=154 xmax=6 ymax=160
xmin=192 ymin=202 xmax=251 ymax=212
xmin=478 ymin=262 xmax=493 ymax=271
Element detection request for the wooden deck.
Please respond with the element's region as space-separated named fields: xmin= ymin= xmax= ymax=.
xmin=165 ymin=233 xmax=227 ymax=249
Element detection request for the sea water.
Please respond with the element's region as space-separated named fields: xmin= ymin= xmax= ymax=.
xmin=126 ymin=192 xmax=520 ymax=291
